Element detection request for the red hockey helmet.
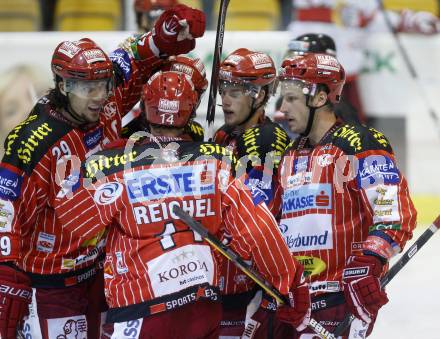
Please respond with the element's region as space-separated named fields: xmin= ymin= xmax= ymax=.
xmin=278 ymin=53 xmax=345 ymax=103
xmin=162 ymin=55 xmax=208 ymax=108
xmin=142 ymin=71 xmax=197 ymax=128
xmin=134 ymin=0 xmax=178 ymax=13
xmin=51 ymin=38 xmax=113 ymax=81
xmin=219 ymin=48 xmax=276 ymax=98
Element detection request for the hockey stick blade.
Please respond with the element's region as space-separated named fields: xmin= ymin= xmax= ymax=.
xmin=205 ymin=0 xmax=230 ymax=141
xmin=334 ymin=214 xmax=440 ymax=336
xmin=173 ymin=206 xmax=337 ymax=339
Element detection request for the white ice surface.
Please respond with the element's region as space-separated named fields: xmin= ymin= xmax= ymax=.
xmin=369 ymin=226 xmax=440 ymax=339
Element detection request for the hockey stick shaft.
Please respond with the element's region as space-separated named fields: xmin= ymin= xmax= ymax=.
xmin=377 ymin=0 xmax=440 ymax=137
xmin=205 ymin=0 xmax=230 ymax=141
xmin=173 ymin=206 xmax=336 ymax=339
xmin=334 ymin=215 xmax=440 ymax=336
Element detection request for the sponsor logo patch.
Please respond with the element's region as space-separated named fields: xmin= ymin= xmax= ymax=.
xmin=110 ymin=48 xmax=132 ymax=81
xmin=280 ymin=214 xmax=333 ymax=252
xmin=315 ymin=54 xmax=340 ymax=72
xmin=0 ymin=200 xmax=14 ymax=232
xmin=294 ymin=255 xmax=327 ymax=277
xmin=282 ymin=184 xmax=332 ymax=213
xmin=147 ymin=244 xmax=214 ymax=298
xmin=36 ymin=232 xmax=56 ymax=253
xmin=116 ymin=251 xmax=129 ymax=274
xmin=357 ymin=155 xmax=400 ymax=187
xmin=125 ymin=163 xmax=215 ymax=202
xmin=83 ymin=49 xmax=106 ymax=63
xmin=47 ymin=315 xmax=87 ymax=339
xmin=249 ymin=53 xmax=273 ymax=69
xmin=0 ymin=168 xmax=22 ymax=201
xmin=58 ymin=41 xmax=81 ymax=58
xmin=83 ymin=127 xmax=103 ymax=150
xmin=94 ymin=182 xmax=123 ymax=205
xmin=343 ymin=267 xmax=369 ymax=278
xmin=171 ymin=63 xmax=194 ymax=77
xmin=158 ymin=99 xmax=179 ymax=114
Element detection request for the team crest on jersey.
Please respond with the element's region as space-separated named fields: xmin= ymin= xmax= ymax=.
xmin=103 ymin=101 xmax=118 ymax=119
xmin=316 ymin=154 xmax=333 ymax=167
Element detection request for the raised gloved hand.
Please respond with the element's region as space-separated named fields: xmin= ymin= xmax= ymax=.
xmin=342 ymin=254 xmax=389 ymax=324
xmin=277 ymin=266 xmax=311 ymax=331
xmin=0 ymin=265 xmax=32 ymax=338
xmin=152 ymin=4 xmax=206 ymax=56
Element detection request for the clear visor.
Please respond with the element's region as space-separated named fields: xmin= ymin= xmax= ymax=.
xmin=64 ymin=78 xmax=113 ymax=99
xmin=218 ymin=80 xmax=260 ymax=99
xmin=279 ymin=79 xmax=317 ymax=97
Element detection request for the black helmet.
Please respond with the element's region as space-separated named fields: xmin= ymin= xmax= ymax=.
xmin=286 ymin=33 xmax=337 ymax=57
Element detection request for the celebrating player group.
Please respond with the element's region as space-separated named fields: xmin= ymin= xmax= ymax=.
xmin=0 ymin=2 xmax=419 ymax=339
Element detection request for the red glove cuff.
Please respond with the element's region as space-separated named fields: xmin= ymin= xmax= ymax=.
xmin=363 ymin=235 xmax=397 ymax=261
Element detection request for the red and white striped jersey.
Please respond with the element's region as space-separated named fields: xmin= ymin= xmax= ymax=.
xmin=55 ymin=139 xmax=299 ymax=311
xmin=273 ymin=122 xmax=417 ymax=294
xmin=0 ymin=46 xmax=161 ymax=278
xmin=214 ymin=118 xmax=291 ymax=295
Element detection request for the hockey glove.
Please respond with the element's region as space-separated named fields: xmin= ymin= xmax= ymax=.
xmin=277 ymin=266 xmax=311 ymax=331
xmin=0 ymin=265 xmax=32 ymax=338
xmin=152 ymin=4 xmax=206 ymax=56
xmin=342 ymin=254 xmax=389 ymax=324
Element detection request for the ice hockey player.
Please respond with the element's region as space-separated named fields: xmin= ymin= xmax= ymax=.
xmin=214 ymin=48 xmax=291 ymax=338
xmin=54 ymin=70 xmax=310 ymax=339
xmin=0 ymin=5 xmax=205 ymax=338
xmin=122 ymin=54 xmax=208 ymax=142
xmin=273 ymin=52 xmax=417 ymax=337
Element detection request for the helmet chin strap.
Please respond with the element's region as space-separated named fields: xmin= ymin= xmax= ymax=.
xmin=301 ymin=106 xmax=316 ymax=137
xmin=300 ymin=97 xmax=327 ymax=137
xmin=236 ymin=93 xmax=266 ymax=128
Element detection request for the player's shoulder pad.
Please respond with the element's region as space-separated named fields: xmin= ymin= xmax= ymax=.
xmin=185 ymin=120 xmax=204 ymax=142
xmin=331 ymin=123 xmax=393 ymax=155
xmin=235 ymin=120 xmax=290 ymax=160
xmin=2 ymin=106 xmax=73 ymax=174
